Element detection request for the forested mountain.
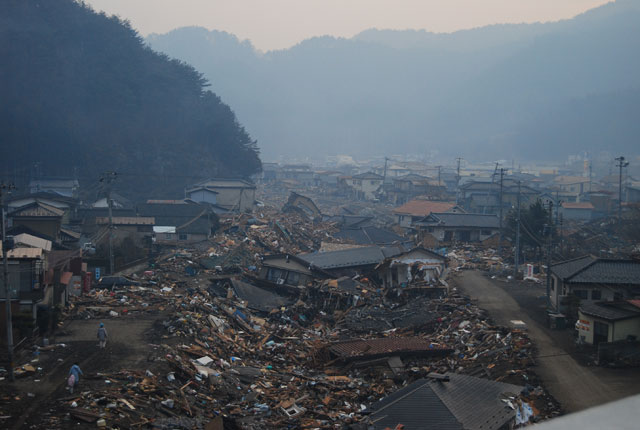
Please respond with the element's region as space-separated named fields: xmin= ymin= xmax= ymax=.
xmin=0 ymin=0 xmax=261 ymax=198
xmin=147 ymin=0 xmax=640 ymax=161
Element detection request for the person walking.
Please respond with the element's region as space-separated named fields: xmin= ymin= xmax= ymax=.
xmin=67 ymin=363 xmax=83 ymax=394
xmin=97 ymin=322 xmax=108 ymax=349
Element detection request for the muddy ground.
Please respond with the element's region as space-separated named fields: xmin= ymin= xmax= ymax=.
xmin=0 ymin=314 xmax=167 ymax=429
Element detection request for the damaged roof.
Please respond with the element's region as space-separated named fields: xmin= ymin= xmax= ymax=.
xmin=328 ymin=337 xmax=451 ymax=361
xmin=298 ymin=245 xmax=406 ymax=270
xmin=230 ymin=279 xmax=293 ymax=313
xmin=368 ymin=373 xmax=522 ymax=430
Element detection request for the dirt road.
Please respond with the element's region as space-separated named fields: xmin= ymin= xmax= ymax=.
xmin=5 ymin=316 xmax=159 ymax=429
xmin=454 ymin=270 xmax=639 ymax=413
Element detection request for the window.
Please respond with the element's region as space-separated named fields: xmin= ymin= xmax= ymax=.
xmin=165 ymin=234 xmax=172 ymax=240
xmin=591 ymin=290 xmax=602 ymax=300
xmin=287 ymin=272 xmax=300 ymax=285
xmin=266 ymin=268 xmax=283 ymax=282
xmin=574 ymin=290 xmax=588 ymax=300
xmin=178 ymin=233 xmax=188 ymax=241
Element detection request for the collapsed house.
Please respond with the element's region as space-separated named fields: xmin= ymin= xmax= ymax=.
xmin=375 ymin=247 xmax=447 ymax=289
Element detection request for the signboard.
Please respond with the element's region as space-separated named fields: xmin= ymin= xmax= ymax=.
xmin=95 ymin=267 xmax=101 ymax=280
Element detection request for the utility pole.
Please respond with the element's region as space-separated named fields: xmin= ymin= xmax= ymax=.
xmin=436 ymin=165 xmax=442 ymax=186
xmin=546 ymin=200 xmax=553 ymax=309
xmin=100 ymin=172 xmax=117 ymax=275
xmin=498 ymin=168 xmax=505 ymax=256
xmin=383 ymin=157 xmax=389 ymax=184
xmin=455 ymin=157 xmax=463 ymax=204
xmin=588 ymin=160 xmax=593 ymax=193
xmin=1 ymin=182 xmax=16 ymax=381
xmin=514 ymin=181 xmax=521 ymax=277
xmin=615 ymin=156 xmax=629 ymax=222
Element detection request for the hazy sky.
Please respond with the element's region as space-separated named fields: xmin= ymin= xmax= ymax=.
xmin=85 ymin=0 xmax=610 ymax=51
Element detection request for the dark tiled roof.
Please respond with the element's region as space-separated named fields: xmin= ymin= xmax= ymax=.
xmin=550 ymin=256 xmax=594 ymax=279
xmin=369 ymin=373 xmax=522 ymax=430
xmin=416 ymin=213 xmax=500 ymax=229
xmin=323 ymin=215 xmax=374 ymax=228
xmin=579 ymin=302 xmax=640 ymax=321
xmin=334 ymin=226 xmax=407 ymax=245
xmin=298 ymin=245 xmax=405 ymax=269
xmin=552 ymin=256 xmax=640 ymax=285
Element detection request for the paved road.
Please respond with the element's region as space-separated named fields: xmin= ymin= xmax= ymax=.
xmin=454 ymin=270 xmax=620 ymax=413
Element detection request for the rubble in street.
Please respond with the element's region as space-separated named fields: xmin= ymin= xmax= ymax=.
xmin=1 ymin=202 xmax=562 ymax=429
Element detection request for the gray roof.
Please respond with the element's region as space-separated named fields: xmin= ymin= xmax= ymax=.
xmin=369 ymin=373 xmax=522 ymax=430
xmin=415 ymin=213 xmax=500 ymax=229
xmin=298 ymin=245 xmax=405 ymax=269
xmin=579 ymin=302 xmax=640 ymax=321
xmin=552 ymin=256 xmax=640 ymax=285
xmin=352 ymin=171 xmax=383 ymax=180
xmin=334 ymin=226 xmax=408 ymax=245
xmin=231 ymin=279 xmax=292 ymax=313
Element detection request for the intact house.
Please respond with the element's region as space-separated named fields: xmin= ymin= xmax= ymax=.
xmin=576 ymin=300 xmax=640 ymax=345
xmin=375 ymin=247 xmax=447 ymax=289
xmin=392 ymin=199 xmax=462 ymax=228
xmin=9 ymin=201 xmax=64 ymax=242
xmin=186 ymin=178 xmax=256 ymax=212
xmin=338 ymin=172 xmax=384 ymax=201
xmin=366 ymin=373 xmax=524 ymax=430
xmin=137 ymin=201 xmax=219 ymax=244
xmin=413 ymin=212 xmax=500 ymax=243
xmin=560 ymin=201 xmax=594 ymax=221
xmin=385 ymin=174 xmax=447 ymax=205
xmin=259 ymin=254 xmax=331 ymax=288
xmin=550 ymin=256 xmax=640 ymax=313
xmin=460 ymin=178 xmax=540 ymax=215
xmin=95 ymin=217 xmax=154 ymax=247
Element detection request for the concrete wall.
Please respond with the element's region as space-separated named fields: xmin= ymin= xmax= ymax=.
xmin=212 ymin=187 xmax=256 ymax=212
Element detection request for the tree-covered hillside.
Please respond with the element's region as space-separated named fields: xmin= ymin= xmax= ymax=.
xmin=0 ymin=0 xmax=261 ymax=198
